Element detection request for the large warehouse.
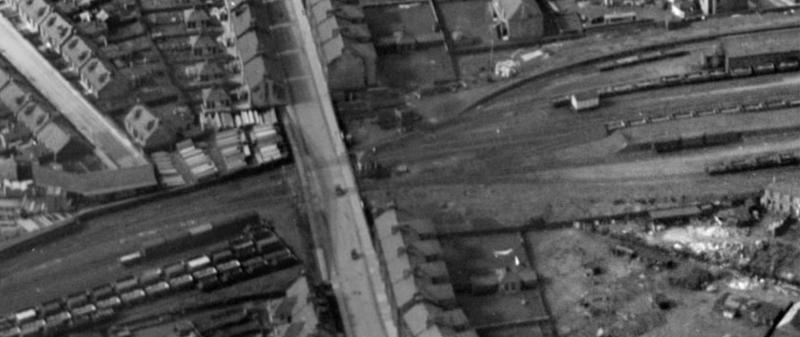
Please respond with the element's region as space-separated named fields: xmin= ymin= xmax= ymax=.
xmin=722 ymin=29 xmax=800 ymax=72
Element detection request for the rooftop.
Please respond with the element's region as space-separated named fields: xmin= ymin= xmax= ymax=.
xmin=723 ymin=29 xmax=800 ymax=59
xmin=766 ymin=180 xmax=800 ymax=197
xmin=32 ymin=164 xmax=158 ymax=197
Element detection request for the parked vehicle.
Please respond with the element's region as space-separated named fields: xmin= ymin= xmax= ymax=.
xmin=96 ymin=296 xmax=122 ymax=310
xmin=168 ymin=274 xmax=194 ymax=291
xmin=113 ymin=276 xmax=139 ymax=294
xmin=145 ymin=282 xmax=171 ymax=297
xmin=120 ymin=289 xmax=146 ymax=305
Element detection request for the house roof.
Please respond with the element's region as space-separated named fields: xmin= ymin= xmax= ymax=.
xmin=403 ymin=303 xmax=441 ymax=336
xmin=236 ymin=30 xmax=275 ymax=63
xmin=36 ymin=120 xmax=75 ymax=154
xmin=723 ymin=29 xmax=800 ymax=59
xmin=334 ymin=5 xmax=365 ymax=21
xmin=317 ymin=17 xmax=340 ymax=43
xmin=201 ymin=87 xmax=230 ymax=103
xmin=392 ymin=277 xmax=418 ymax=308
xmin=414 ymin=261 xmax=449 ymax=280
xmin=0 ymin=80 xmax=33 ymax=114
xmin=230 ymin=2 xmax=269 ymax=37
xmin=32 ymin=164 xmax=158 ymax=197
xmin=493 ymin=0 xmax=541 ymax=22
xmin=19 ymin=0 xmax=52 ymax=26
xmin=310 ymin=0 xmax=332 ymax=25
xmin=40 ymin=12 xmax=73 ymax=49
xmin=0 ymin=67 xmax=13 ymax=89
xmin=767 ymin=181 xmax=800 ymax=198
xmin=124 ymin=103 xmax=179 ymax=149
xmin=339 ymin=22 xmax=372 ymax=41
xmin=274 ymin=295 xmax=297 ymax=319
xmin=322 ymin=34 xmax=345 ymax=64
xmin=80 ymin=58 xmax=116 ymax=92
xmin=188 ymin=34 xmax=219 ymax=49
xmin=62 ymin=35 xmax=95 ymax=69
xmin=17 ymin=100 xmax=52 ymax=134
xmin=185 ymin=61 xmax=225 ymax=77
xmin=183 ymin=7 xmax=209 ymax=23
xmin=282 ymin=322 xmax=306 ymax=337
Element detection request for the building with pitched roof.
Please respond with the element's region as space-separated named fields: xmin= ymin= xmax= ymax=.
xmin=228 ymin=1 xmax=270 ymax=38
xmin=0 ymin=79 xmax=34 ymax=115
xmin=241 ymin=57 xmax=287 ymax=108
xmin=181 ymin=61 xmax=228 ymax=86
xmin=307 ymin=0 xmax=377 ymax=92
xmin=31 ymin=163 xmax=158 ymax=199
xmin=722 ymin=29 xmax=800 ymax=72
xmin=16 ymin=100 xmax=52 ymax=134
xmin=79 ymin=57 xmax=130 ymax=99
xmin=16 ymin=0 xmax=52 ymax=32
xmin=183 ymin=7 xmax=213 ymax=31
xmin=40 ymin=12 xmax=73 ymax=54
xmin=61 ymin=34 xmax=95 ymax=72
xmin=35 ymin=118 xmax=93 ymax=161
xmin=762 ymin=181 xmax=800 ymax=218
xmin=489 ymin=0 xmax=543 ymax=41
xmin=375 ymin=209 xmax=479 ymax=337
xmin=123 ymin=104 xmax=180 ymax=151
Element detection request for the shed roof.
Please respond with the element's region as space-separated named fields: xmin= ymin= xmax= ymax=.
xmin=493 ymin=0 xmax=541 ymax=22
xmin=723 ymin=29 xmax=800 ymax=59
xmin=32 ymin=164 xmax=158 ymax=196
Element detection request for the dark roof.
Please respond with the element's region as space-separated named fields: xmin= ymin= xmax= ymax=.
xmin=282 ymin=322 xmax=306 ymax=337
xmin=183 ymin=8 xmax=210 ymax=23
xmin=236 ymin=30 xmax=275 ymax=63
xmin=230 ymin=2 xmax=270 ymax=37
xmin=495 ymin=0 xmax=542 ymax=22
xmin=32 ymin=164 xmax=158 ymax=196
xmin=723 ymin=29 xmax=800 ymax=59
xmin=649 ymin=206 xmax=702 ymax=220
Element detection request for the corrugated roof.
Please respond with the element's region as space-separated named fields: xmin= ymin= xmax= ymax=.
xmin=32 ymin=164 xmax=158 ymax=196
xmin=723 ymin=29 xmax=800 ymax=59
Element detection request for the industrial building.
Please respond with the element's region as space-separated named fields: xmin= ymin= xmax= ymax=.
xmin=698 ymin=0 xmax=747 ymax=16
xmin=722 ymin=29 xmax=800 ymax=72
xmin=761 ymin=181 xmax=800 ymax=218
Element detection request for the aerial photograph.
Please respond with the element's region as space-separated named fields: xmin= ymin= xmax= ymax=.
xmin=1 ymin=0 xmax=800 ymax=336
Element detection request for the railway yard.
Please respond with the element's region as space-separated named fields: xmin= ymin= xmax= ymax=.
xmin=5 ymin=0 xmax=800 ymax=337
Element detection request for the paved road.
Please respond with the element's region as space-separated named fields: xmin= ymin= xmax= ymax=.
xmin=278 ymin=1 xmax=396 ymax=337
xmin=0 ymin=15 xmax=147 ymax=169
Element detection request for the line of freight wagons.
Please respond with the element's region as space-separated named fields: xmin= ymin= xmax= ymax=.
xmin=0 ymin=228 xmax=295 ymax=337
xmin=552 ymin=59 xmax=800 ymax=107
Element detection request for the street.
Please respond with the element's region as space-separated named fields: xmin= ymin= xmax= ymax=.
xmin=278 ymin=0 xmax=397 ymax=336
xmin=0 ymin=14 xmax=148 ymax=169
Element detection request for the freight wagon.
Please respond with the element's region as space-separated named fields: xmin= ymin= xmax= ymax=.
xmin=652 ymin=133 xmax=741 ymax=153
xmin=706 ymin=152 xmax=800 ymax=175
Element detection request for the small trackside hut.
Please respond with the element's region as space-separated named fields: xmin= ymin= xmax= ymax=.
xmin=570 ymin=91 xmax=600 ymax=111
